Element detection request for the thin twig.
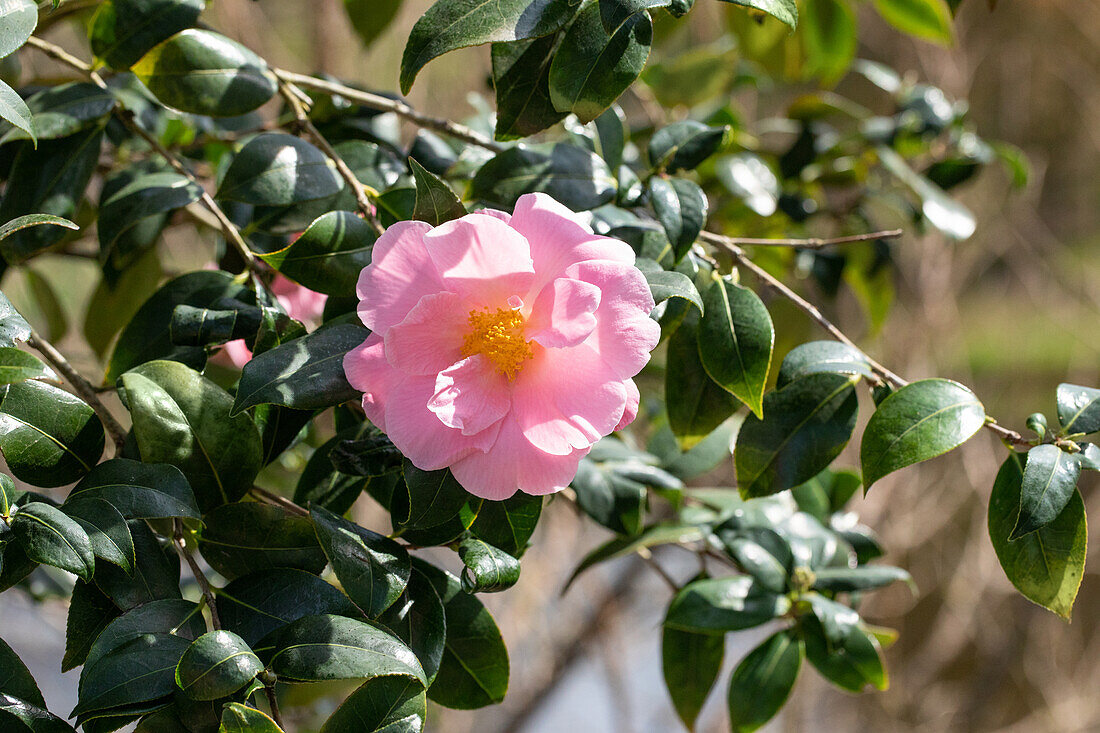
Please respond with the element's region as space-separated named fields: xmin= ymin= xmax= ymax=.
xmin=273 ymin=71 xmax=385 ymax=235
xmin=274 ymin=69 xmax=506 ymax=153
xmin=262 ymin=677 xmax=285 ymax=729
xmin=250 ymin=486 xmax=309 ymax=517
xmin=173 ymin=519 xmax=221 ymax=630
xmin=723 ymin=228 xmax=904 ymax=249
xmin=638 ymin=550 xmax=678 ymax=592
xmin=27 ymin=331 xmax=127 ymax=452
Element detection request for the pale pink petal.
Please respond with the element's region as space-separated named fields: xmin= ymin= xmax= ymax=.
xmin=271 ymin=274 xmax=327 ymax=324
xmin=565 ymin=259 xmax=660 ymax=379
xmin=423 ymin=214 xmax=534 ymax=305
xmin=511 ymin=343 xmax=628 ymax=456
xmin=526 ymin=277 xmax=601 ymax=349
xmin=384 ymin=292 xmax=470 ymax=376
xmin=475 ymin=207 xmax=511 ymax=224
xmin=343 ymin=334 xmax=402 ymax=431
xmin=450 ymin=416 xmax=588 ymax=499
xmin=616 ymin=378 xmax=640 ymax=431
xmin=356 ymin=220 xmax=443 ymax=334
xmin=428 ymin=356 xmax=510 ymax=436
xmin=220 ymin=339 xmax=253 ymax=369
xmin=383 ymin=375 xmax=496 ymax=471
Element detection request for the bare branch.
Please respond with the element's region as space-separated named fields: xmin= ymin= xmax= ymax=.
xmin=172 ymin=519 xmax=221 ymax=630
xmin=722 ymin=229 xmax=904 ymax=249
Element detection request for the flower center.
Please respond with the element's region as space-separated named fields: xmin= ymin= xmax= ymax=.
xmin=461 ymin=305 xmax=533 ymax=380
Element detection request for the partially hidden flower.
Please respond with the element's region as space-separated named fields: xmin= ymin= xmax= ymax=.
xmin=343 ymin=193 xmax=660 ymax=500
xmin=220 ymin=274 xmax=328 ymax=368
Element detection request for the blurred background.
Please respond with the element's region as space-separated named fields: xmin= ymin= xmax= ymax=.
xmin=5 ymin=1 xmax=1099 ymax=731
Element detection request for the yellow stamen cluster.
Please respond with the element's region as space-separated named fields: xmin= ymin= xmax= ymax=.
xmin=461 ymin=306 xmax=532 ymax=380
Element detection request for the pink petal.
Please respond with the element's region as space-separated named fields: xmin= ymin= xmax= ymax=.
xmin=423 ymin=213 xmax=534 ymax=306
xmin=475 ymin=207 xmax=511 ymax=224
xmin=383 ymin=374 xmax=496 ymax=471
xmin=220 ymin=339 xmax=252 ymax=369
xmin=356 ymin=220 xmax=443 ymax=334
xmin=450 ymin=416 xmax=588 ymax=500
xmin=565 ymin=259 xmax=660 ymax=379
xmin=526 ymin=277 xmax=601 ymax=349
xmin=616 ymin=378 xmax=640 ymax=431
xmin=511 ymin=342 xmax=628 ymax=456
xmin=384 ymin=292 xmax=469 ymax=376
xmin=271 ymin=274 xmax=327 ymax=324
xmin=343 ymin=334 xmax=402 ymax=431
xmin=428 ymin=356 xmax=510 ymax=436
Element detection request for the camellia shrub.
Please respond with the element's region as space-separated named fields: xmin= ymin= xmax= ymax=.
xmin=0 ymin=0 xmax=1092 ymax=731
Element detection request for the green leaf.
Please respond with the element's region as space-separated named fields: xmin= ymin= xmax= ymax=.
xmin=410 ymin=159 xmax=466 ymax=226
xmin=811 ymin=565 xmax=912 ymax=593
xmin=649 ymin=121 xmax=728 ymax=173
xmin=456 ymin=536 xmax=520 ymax=593
xmin=0 ymin=380 xmax=104 ymax=487
xmin=1080 ymin=443 xmax=1100 ymax=472
xmin=0 ymin=0 xmax=36 ymax=60
xmin=468 ymin=493 xmax=542 ymax=557
xmin=66 ymin=459 xmax=199 ymax=520
xmin=395 ymin=462 xmax=471 ymax=531
xmin=718 ymin=0 xmax=797 ymax=29
xmin=73 ymin=633 xmax=191 ymax=717
xmin=0 ymin=83 xmax=115 ymax=144
xmin=0 ymin=347 xmax=55 ymax=386
xmin=218 ymin=568 xmax=359 ymax=647
xmin=344 ymin=0 xmax=404 ymax=47
xmin=665 ymin=576 xmax=790 ymax=634
xmin=469 ymin=143 xmax=617 ymax=211
xmin=94 ymin=520 xmax=182 ymax=610
xmin=570 ymin=457 xmax=646 ymax=535
xmin=258 ymin=212 xmax=375 ymax=297
xmin=698 ymin=278 xmax=773 ymax=417
xmin=878 ymin=146 xmax=974 ymax=240
xmin=120 ymin=360 xmax=263 ymax=512
xmin=175 ymin=631 xmax=263 ymax=702
xmin=0 ymin=80 xmax=36 ymax=146
xmin=295 ymin=430 xmax=375 ymax=515
xmin=600 ymin=0 xmax=671 ymax=33
xmin=321 ymin=675 xmax=426 ymax=733
xmin=311 ymin=505 xmax=411 ymax=617
xmin=62 ymin=498 xmax=135 ymax=574
xmin=266 ymin=614 xmax=425 ymax=685
xmin=491 ymin=35 xmax=566 ymax=141
xmin=715 ymin=153 xmax=779 ymax=217
xmin=666 ymin=310 xmax=739 ymax=449
xmin=1010 ymin=444 xmax=1083 ymax=540
xmin=776 ymin=341 xmax=873 ymax=388
xmin=400 ymin=0 xmax=581 ymax=94
xmin=413 ymin=558 xmax=509 ymax=709
xmin=801 ymin=0 xmax=857 ymax=83
xmin=860 ymin=378 xmax=985 ymax=489
xmin=548 ymin=2 xmax=652 ymax=123
xmin=0 ymin=694 xmax=75 ymax=733
xmin=735 ymin=373 xmax=859 ymax=498
xmin=80 ymin=600 xmax=205 ymax=689
xmin=0 ymin=635 xmax=46 ymax=707
xmin=802 ymin=616 xmax=887 ymax=692
xmin=98 ymin=170 xmax=202 ymax=270
xmin=988 ymin=453 xmax=1086 ymax=619
xmin=1056 ymin=383 xmax=1100 ymax=435
xmin=723 ymin=535 xmax=789 ymax=593
xmin=377 ymin=564 xmax=447 ymax=686
xmin=648 ymin=176 xmax=707 ymax=262
xmin=133 ymin=29 xmax=277 ymax=116
xmin=199 ymin=503 xmax=327 ymax=580
xmin=232 ymin=323 xmax=368 ymax=415
xmin=594 ymin=105 xmax=626 ymax=170
xmin=0 ymin=292 xmax=31 ymax=347
xmin=727 ymin=630 xmax=801 ymax=733
xmin=63 ymin=581 xmax=121 ymax=672
xmin=871 ymin=0 xmax=953 ymax=44
xmin=89 ymin=0 xmax=206 ymax=70
xmin=661 ymin=625 xmax=723 ymax=731
xmin=634 ymin=257 xmax=703 ymax=313
xmin=217 ymin=133 xmax=342 ymax=206
xmin=220 ymin=702 xmax=283 ymax=733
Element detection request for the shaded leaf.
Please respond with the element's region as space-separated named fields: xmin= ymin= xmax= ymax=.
xmin=665 ymin=576 xmax=790 ymax=633
xmin=727 ymin=630 xmax=801 ymax=733
xmin=199 ymin=502 xmax=327 ymax=580
xmin=175 ymin=631 xmax=262 ymax=701
xmin=66 ymin=459 xmax=199 ymax=520
xmin=661 ymin=626 xmax=723 ymax=730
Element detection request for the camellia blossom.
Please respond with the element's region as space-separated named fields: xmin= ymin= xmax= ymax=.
xmin=343 ymin=193 xmax=661 ymax=500
xmin=221 ymin=274 xmax=328 ymax=367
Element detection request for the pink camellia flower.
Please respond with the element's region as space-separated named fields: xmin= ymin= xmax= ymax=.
xmin=343 ymin=193 xmax=660 ymax=500
xmin=220 ymin=274 xmax=328 ymax=368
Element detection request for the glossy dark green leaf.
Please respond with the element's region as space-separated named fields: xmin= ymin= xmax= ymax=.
xmin=456 ymin=536 xmax=520 ymax=593
xmin=258 ymin=211 xmax=375 ymax=297
xmin=413 ymin=558 xmax=508 ymax=709
xmin=491 ymin=35 xmax=566 ymax=141
xmin=11 ymin=501 xmax=93 ymax=579
xmin=66 ymin=459 xmax=199 ymax=520
xmin=0 ymin=347 xmax=54 ymax=386
xmin=73 ymin=633 xmax=191 ymax=716
xmin=1056 ymin=383 xmax=1100 ymax=435
xmin=802 ymin=0 xmax=857 ymax=83
xmin=648 ymin=176 xmax=707 ymax=262
xmin=170 ymin=303 xmax=265 ymax=348
xmin=331 ymin=432 xmax=405 ymax=478
xmin=0 ymin=127 xmax=103 ymax=264
xmin=698 ymin=278 xmax=773 ymax=417
xmin=410 ymin=158 xmax=466 ymax=226
xmin=649 ymin=121 xmax=728 ymax=173
xmin=0 ymin=293 xmax=30 ymax=348
xmin=661 ymin=625 xmax=723 ymax=730
xmin=600 ymin=0 xmax=670 ymax=33
xmin=344 ymin=0 xmax=404 ymax=47
xmin=175 ymin=631 xmax=262 ymax=701
xmin=1010 ymin=444 xmax=1083 ymax=540
xmin=0 ymin=0 xmax=35 ymax=59
xmin=133 ymin=29 xmax=277 ymax=116
xmin=718 ymin=0 xmax=797 ymax=28
xmin=0 ymin=635 xmax=45 ymax=706
xmin=724 ymin=536 xmax=789 ymax=593
xmin=218 ymin=133 xmax=342 ymax=206
xmin=0 ymin=83 xmax=114 ymax=144
xmin=570 ymin=457 xmax=646 ymax=535
xmin=377 ymin=564 xmax=447 ymax=687
xmin=727 ymin=630 xmax=801 ymax=733
xmin=199 ymin=503 xmax=326 ymax=580
xmin=871 ymin=0 xmax=952 ymax=44
xmin=665 ymin=576 xmax=790 ymax=634
xmin=62 ymin=498 xmax=135 ymax=574
xmin=121 ymin=360 xmax=263 ymax=512
xmin=218 ymin=568 xmax=359 ymax=647
xmin=219 ymin=702 xmax=283 ymax=733
xmin=548 ymin=2 xmax=652 ymax=123
xmin=468 ymin=493 xmax=542 ymax=557
xmin=802 ymin=616 xmax=887 ymax=692
xmin=294 ymin=430 xmax=374 ymax=515
xmin=469 ymin=143 xmax=616 ymax=211
xmin=860 ymin=378 xmax=985 ymax=489
xmin=666 ymin=311 xmax=739 ymax=449
xmin=811 ymin=565 xmax=912 ymax=593
xmin=400 ymin=0 xmax=580 ymax=94
xmin=0 ymin=542 xmax=37 ymax=592
xmin=94 ymin=521 xmax=181 ymax=610
xmin=0 ymin=694 xmax=75 ymax=733
xmin=266 ymin=614 xmax=425 ymax=685
xmin=396 ymin=462 xmax=471 ymax=531
xmin=80 ymin=600 xmax=205 ymax=689
xmin=988 ymin=453 xmax=1086 ymax=619
xmin=98 ymin=170 xmax=202 ymax=268
xmin=311 ymin=504 xmax=411 ymax=617
xmin=635 ymin=257 xmax=703 ymax=313
xmin=232 ymin=323 xmax=368 ymax=415
xmin=1080 ymin=443 xmax=1100 ymax=472
xmin=89 ymin=0 xmax=205 ymax=70
xmin=321 ymin=675 xmax=426 ymax=733
xmin=735 ymin=373 xmax=859 ymax=498
xmin=0 ymin=79 xmax=34 ymax=145
xmin=62 ymin=581 xmax=120 ymax=673
xmin=776 ymin=341 xmax=874 ymax=389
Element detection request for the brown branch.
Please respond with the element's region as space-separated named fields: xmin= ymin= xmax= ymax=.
xmin=722 ymin=228 xmax=904 ymax=249
xmin=173 ymin=519 xmax=221 ymax=630
xmin=262 ymin=679 xmax=285 ymax=730
xmin=250 ymin=486 xmax=309 ymax=517
xmin=26 ymin=331 xmax=127 ymax=452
